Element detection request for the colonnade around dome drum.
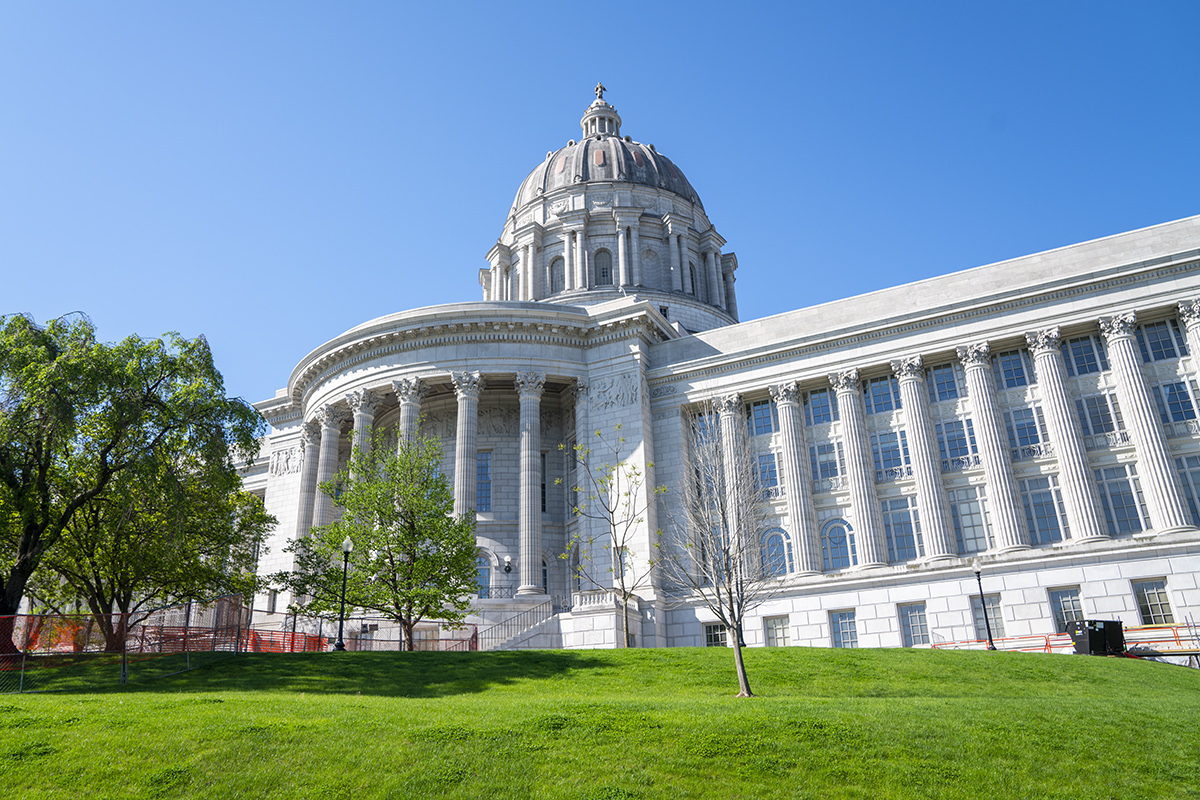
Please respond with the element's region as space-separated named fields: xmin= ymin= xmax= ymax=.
xmin=291 ymin=371 xmax=603 ymax=601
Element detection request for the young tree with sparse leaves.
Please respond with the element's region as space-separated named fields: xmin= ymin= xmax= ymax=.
xmin=276 ymin=431 xmax=477 ymax=651
xmin=657 ymin=401 xmax=781 ymax=697
xmin=560 ymin=425 xmax=664 ymax=648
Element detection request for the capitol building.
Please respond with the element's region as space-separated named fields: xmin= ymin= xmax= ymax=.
xmin=245 ymin=88 xmax=1200 ymax=651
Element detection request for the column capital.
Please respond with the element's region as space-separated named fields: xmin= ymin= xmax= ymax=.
xmin=346 ymin=388 xmax=380 ymax=415
xmin=515 ymin=371 xmax=546 ymax=399
xmin=890 ymin=355 xmax=925 ymax=380
xmin=1024 ymin=327 xmax=1062 ymax=356
xmin=571 ymin=378 xmax=590 ymax=402
xmin=301 ymin=420 xmax=322 ymax=444
xmin=313 ymin=404 xmax=349 ymax=430
xmin=956 ymin=342 xmax=991 ymax=368
xmin=450 ymin=371 xmax=485 ymax=399
xmin=769 ymin=381 xmax=801 ymax=406
xmin=829 ymin=368 xmax=860 ymax=394
xmin=715 ymin=393 xmax=743 ymax=416
xmin=392 ymin=376 xmax=428 ymax=403
xmin=1178 ymin=298 xmax=1200 ymax=328
xmin=1099 ymin=311 xmax=1138 ymax=340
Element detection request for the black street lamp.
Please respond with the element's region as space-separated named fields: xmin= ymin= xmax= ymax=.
xmin=333 ymin=536 xmax=353 ymax=652
xmin=973 ymin=560 xmax=997 ymax=651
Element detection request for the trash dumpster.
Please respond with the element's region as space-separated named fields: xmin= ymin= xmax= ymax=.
xmin=1065 ymin=619 xmax=1125 ymax=655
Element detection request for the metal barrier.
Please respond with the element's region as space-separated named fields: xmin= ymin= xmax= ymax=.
xmin=931 ymin=624 xmax=1200 ymax=656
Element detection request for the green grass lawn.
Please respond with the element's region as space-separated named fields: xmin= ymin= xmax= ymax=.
xmin=3 ymin=647 xmax=1198 ymax=799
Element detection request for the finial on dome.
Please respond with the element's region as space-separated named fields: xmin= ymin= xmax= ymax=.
xmin=594 ymin=81 xmax=606 ymax=101
xmin=580 ymin=84 xmax=621 ymax=138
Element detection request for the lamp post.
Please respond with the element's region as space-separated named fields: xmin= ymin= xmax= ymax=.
xmin=333 ymin=536 xmax=353 ymax=652
xmin=973 ymin=560 xmax=997 ymax=651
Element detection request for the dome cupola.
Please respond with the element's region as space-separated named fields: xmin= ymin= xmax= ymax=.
xmin=580 ymin=82 xmax=622 ymax=138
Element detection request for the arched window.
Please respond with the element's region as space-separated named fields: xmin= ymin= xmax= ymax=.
xmin=762 ymin=528 xmax=793 ymax=577
xmin=541 ymin=559 xmax=549 ymax=593
xmin=476 ymin=554 xmax=492 ymax=598
xmin=689 ymin=262 xmax=698 ymax=296
xmin=550 ymin=257 xmax=565 ymax=294
xmin=594 ymin=249 xmax=613 ymax=285
xmin=821 ymin=519 xmax=857 ymax=571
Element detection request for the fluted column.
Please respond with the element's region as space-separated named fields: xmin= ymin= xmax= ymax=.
xmin=630 ymin=227 xmax=641 ymax=285
xmin=680 ymin=235 xmax=693 ymax=295
xmin=716 ymin=394 xmax=747 ymax=554
xmin=450 ymin=371 xmax=485 ymax=518
xmin=669 ymin=233 xmax=682 ymax=291
xmin=830 ymin=370 xmax=887 ymax=566
xmin=705 ymin=252 xmax=718 ymax=307
xmin=957 ymin=343 xmax=1028 ymax=551
xmin=892 ymin=356 xmax=955 ymax=560
xmin=311 ymin=404 xmax=348 ymax=529
xmin=392 ymin=377 xmax=425 ymax=447
xmin=1100 ymin=312 xmax=1190 ymax=531
xmin=578 ymin=221 xmax=590 ymax=289
xmin=296 ymin=421 xmax=321 ymax=540
xmin=346 ymin=389 xmax=379 ymax=479
xmin=516 ymin=371 xmax=546 ymax=595
xmin=1180 ymin=299 xmax=1200 ymax=366
xmin=770 ymin=382 xmax=819 ymax=574
xmin=1025 ymin=328 xmax=1105 ymax=541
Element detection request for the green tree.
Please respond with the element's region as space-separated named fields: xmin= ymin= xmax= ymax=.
xmin=0 ymin=314 xmax=265 ymax=654
xmin=560 ymin=426 xmax=664 ymax=648
xmin=30 ymin=455 xmax=273 ymax=652
xmin=277 ymin=432 xmax=477 ymax=651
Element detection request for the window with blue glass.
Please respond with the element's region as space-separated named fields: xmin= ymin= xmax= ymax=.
xmin=1095 ymin=465 xmax=1145 ymax=535
xmin=821 ymin=518 xmax=857 ymax=570
xmin=1075 ymin=395 xmax=1121 ymax=436
xmin=928 ymin=363 xmax=960 ymax=402
xmin=476 ymin=451 xmax=492 ymax=512
xmin=936 ymin=419 xmax=978 ymax=461
xmin=1020 ymin=475 xmax=1068 ymax=544
xmin=748 ymin=399 xmax=779 ymax=436
xmin=883 ymin=497 xmax=923 ymax=562
xmin=475 ymin=554 xmax=491 ymax=598
xmin=864 ymin=376 xmax=902 ymax=414
xmin=1064 ymin=335 xmax=1109 ymax=376
xmin=1151 ymin=382 xmax=1197 ymax=424
xmin=757 ymin=453 xmax=780 ymax=493
xmin=1178 ymin=455 xmax=1200 ymax=527
xmin=830 ymin=610 xmax=858 ymax=648
xmin=809 ymin=442 xmax=841 ymax=480
xmin=1005 ymin=407 xmax=1043 ymax=448
xmin=762 ymin=528 xmax=792 ymax=577
xmin=1137 ymin=319 xmax=1188 ymax=363
xmin=871 ymin=431 xmax=911 ymax=475
xmin=804 ymin=388 xmax=838 ymax=425
xmin=994 ymin=349 xmax=1032 ymax=388
xmin=949 ymin=486 xmax=990 ymax=553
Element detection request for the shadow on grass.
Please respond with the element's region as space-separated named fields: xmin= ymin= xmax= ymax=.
xmin=9 ymin=649 xmax=613 ymax=698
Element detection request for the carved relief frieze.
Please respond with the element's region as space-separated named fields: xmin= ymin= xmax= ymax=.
xmin=420 ymin=410 xmax=455 ymax=440
xmin=592 ymin=373 xmax=639 ymax=409
xmin=269 ymin=445 xmax=303 ymax=476
xmin=478 ymin=406 xmax=518 ymax=436
xmin=650 ymin=384 xmax=677 ymax=398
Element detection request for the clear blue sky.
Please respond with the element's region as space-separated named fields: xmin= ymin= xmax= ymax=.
xmin=4 ymin=3 xmax=1198 ymax=406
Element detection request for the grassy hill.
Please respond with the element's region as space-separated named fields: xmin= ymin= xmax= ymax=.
xmin=4 ymin=647 xmax=1199 ymax=799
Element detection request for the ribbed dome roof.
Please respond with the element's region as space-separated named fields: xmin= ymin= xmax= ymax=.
xmin=510 ymin=89 xmax=703 ymax=213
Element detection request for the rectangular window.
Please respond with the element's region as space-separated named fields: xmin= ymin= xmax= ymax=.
xmin=936 ymin=419 xmax=978 ymax=462
xmin=764 ymin=615 xmax=790 ymax=647
xmin=1020 ymin=475 xmax=1069 ymax=545
xmin=748 ymin=399 xmax=779 ymax=436
xmin=949 ymin=486 xmax=990 ymax=553
xmin=1064 ymin=335 xmax=1109 ymax=376
xmin=1094 ymin=464 xmax=1145 ymax=535
xmin=541 ymin=452 xmax=547 ymax=513
xmin=704 ymin=623 xmax=728 ymax=647
xmin=882 ymin=496 xmax=924 ymax=562
xmin=809 ymin=442 xmax=842 ymax=480
xmin=476 ymin=451 xmax=492 ymax=512
xmin=1177 ymin=455 xmax=1200 ymax=527
xmin=898 ymin=603 xmax=929 ymax=647
xmin=971 ymin=594 xmax=1005 ymax=640
xmin=1132 ymin=579 xmax=1175 ymax=625
xmin=1150 ymin=381 xmax=1197 ymax=424
xmin=267 ymin=589 xmax=278 ymax=614
xmin=1005 ymin=407 xmax=1042 ymax=448
xmin=871 ymin=430 xmax=911 ymax=477
xmin=864 ymin=375 xmax=902 ymax=414
xmin=1048 ymin=587 xmax=1084 ymax=634
xmin=1075 ymin=394 xmax=1122 ymax=436
xmin=1137 ymin=319 xmax=1188 ymax=362
xmin=994 ymin=349 xmax=1033 ymax=388
xmin=804 ymin=388 xmax=839 ymax=425
xmin=830 ymin=610 xmax=858 ymax=649
xmin=757 ymin=453 xmax=780 ymax=492
xmin=928 ymin=363 xmax=961 ymax=403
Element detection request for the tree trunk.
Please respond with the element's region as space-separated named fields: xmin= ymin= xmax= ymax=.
xmin=0 ymin=615 xmax=20 ymax=657
xmin=402 ymin=620 xmax=415 ymax=651
xmin=731 ymin=625 xmax=754 ymax=697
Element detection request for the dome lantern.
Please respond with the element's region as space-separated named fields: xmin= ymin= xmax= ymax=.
xmin=580 ymin=81 xmax=622 ymax=139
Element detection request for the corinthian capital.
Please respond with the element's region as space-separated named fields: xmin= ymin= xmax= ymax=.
xmin=714 ymin=393 xmax=743 ymax=416
xmin=346 ymin=388 xmax=379 ymax=415
xmin=1024 ymin=327 xmax=1061 ymax=356
xmin=1099 ymin=311 xmax=1138 ymax=340
xmin=829 ymin=369 xmax=860 ymax=393
xmin=393 ymin=377 xmax=428 ymax=404
xmin=515 ymin=371 xmax=546 ymax=398
xmin=313 ymin=404 xmax=349 ymax=430
xmin=769 ymin=381 xmax=801 ymax=405
xmin=1178 ymin=298 xmax=1200 ymax=329
xmin=450 ymin=371 xmax=485 ymax=399
xmin=956 ymin=342 xmax=990 ymax=368
xmin=890 ymin=355 xmax=925 ymax=380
